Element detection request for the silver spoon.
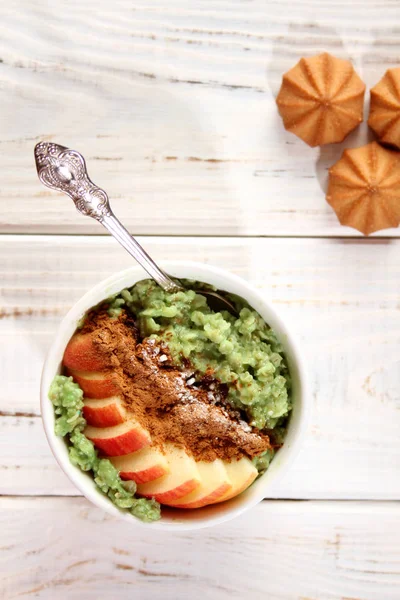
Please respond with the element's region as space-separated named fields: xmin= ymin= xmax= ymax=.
xmin=34 ymin=142 xmax=237 ymax=315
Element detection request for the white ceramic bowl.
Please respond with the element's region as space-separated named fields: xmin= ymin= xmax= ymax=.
xmin=41 ymin=261 xmax=308 ymax=531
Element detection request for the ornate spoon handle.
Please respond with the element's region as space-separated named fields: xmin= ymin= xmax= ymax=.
xmin=34 ymin=142 xmax=181 ymax=292
xmin=101 ymin=214 xmax=178 ymax=290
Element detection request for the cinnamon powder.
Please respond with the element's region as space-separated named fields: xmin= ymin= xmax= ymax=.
xmin=79 ymin=310 xmax=271 ymax=462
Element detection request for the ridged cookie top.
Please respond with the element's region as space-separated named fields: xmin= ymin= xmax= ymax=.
xmin=327 ymin=142 xmax=400 ymax=235
xmin=369 ymin=67 xmax=400 ymax=149
xmin=277 ymin=53 xmax=365 ymax=147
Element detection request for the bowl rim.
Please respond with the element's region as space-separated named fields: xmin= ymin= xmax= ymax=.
xmin=41 ymin=260 xmax=310 ymax=531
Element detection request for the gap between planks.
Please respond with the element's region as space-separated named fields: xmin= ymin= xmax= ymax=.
xmin=1 ymin=496 xmax=400 ymax=505
xmin=0 ymin=232 xmax=398 ymax=240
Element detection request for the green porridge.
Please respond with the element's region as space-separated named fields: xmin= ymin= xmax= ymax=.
xmin=50 ymin=278 xmax=292 ymax=522
xmin=49 ymin=375 xmax=161 ymax=522
xmin=111 ymin=279 xmax=291 ymax=431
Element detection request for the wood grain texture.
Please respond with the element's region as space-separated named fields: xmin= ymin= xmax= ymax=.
xmin=1 ymin=235 xmax=399 ymax=498
xmin=1 ymin=498 xmax=400 ymax=600
xmin=1 ymin=1 xmax=400 ymax=236
xmin=2 ymin=2 xmax=399 ymax=595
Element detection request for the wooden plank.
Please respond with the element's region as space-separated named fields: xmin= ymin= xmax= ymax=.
xmin=1 ymin=1 xmax=400 ymax=236
xmin=0 ymin=234 xmax=399 ymax=499
xmin=1 ymin=498 xmax=400 ymax=600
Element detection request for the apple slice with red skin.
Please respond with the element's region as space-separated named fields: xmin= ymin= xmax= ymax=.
xmin=64 ymin=332 xmax=259 ymax=507
xmin=110 ymin=447 xmax=170 ymax=484
xmin=83 ymin=396 xmax=126 ymax=427
xmin=67 ymin=368 xmax=119 ymax=399
xmin=168 ymin=459 xmax=232 ymax=508
xmin=213 ymin=457 xmax=258 ymax=504
xmin=136 ymin=445 xmax=200 ymax=503
xmin=84 ymin=420 xmax=151 ymax=456
xmin=63 ymin=333 xmax=108 ymax=372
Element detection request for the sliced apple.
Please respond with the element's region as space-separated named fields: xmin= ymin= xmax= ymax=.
xmin=84 ymin=420 xmax=151 ymax=456
xmin=67 ymin=368 xmax=119 ymax=399
xmin=110 ymin=446 xmax=170 ymax=484
xmin=136 ymin=445 xmax=201 ymax=504
xmin=83 ymin=396 xmax=126 ymax=427
xmin=169 ymin=459 xmax=232 ymax=509
xmin=214 ymin=457 xmax=258 ymax=504
xmin=63 ymin=333 xmax=107 ymax=372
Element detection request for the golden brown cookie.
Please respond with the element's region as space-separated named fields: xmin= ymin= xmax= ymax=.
xmin=368 ymin=67 xmax=400 ymax=148
xmin=327 ymin=142 xmax=400 ymax=235
xmin=276 ymin=53 xmax=365 ymax=147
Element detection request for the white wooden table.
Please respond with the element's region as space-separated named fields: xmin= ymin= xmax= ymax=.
xmin=1 ymin=2 xmax=399 ymax=598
